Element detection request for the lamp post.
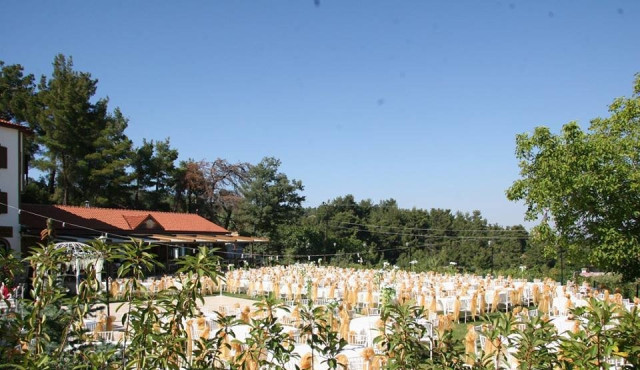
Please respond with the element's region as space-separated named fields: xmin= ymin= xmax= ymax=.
xmin=559 ymin=245 xmax=565 ymax=286
xmin=98 ymin=235 xmax=111 ymax=321
xmin=519 ymin=265 xmax=526 ymax=280
xmin=488 ymin=240 xmax=494 ymax=276
xmin=406 ymin=242 xmax=411 ymax=270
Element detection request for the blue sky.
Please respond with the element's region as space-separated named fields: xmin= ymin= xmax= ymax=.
xmin=2 ymin=1 xmax=639 ymax=227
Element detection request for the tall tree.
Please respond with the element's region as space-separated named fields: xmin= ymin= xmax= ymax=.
xmin=149 ymin=138 xmax=178 ymax=210
xmin=34 ymin=54 xmax=132 ymax=205
xmin=199 ymin=159 xmax=250 ymax=229
xmin=0 ymin=61 xmax=36 ymax=123
xmin=172 ymin=159 xmax=206 ymax=213
xmin=238 ymin=157 xmax=305 ymax=249
xmin=507 ymin=74 xmax=640 ymax=280
xmin=82 ymin=108 xmax=133 ymax=207
xmin=131 ymin=138 xmax=178 ymax=210
xmin=131 ymin=139 xmax=154 ymax=208
xmin=0 ymin=61 xmax=39 ymax=165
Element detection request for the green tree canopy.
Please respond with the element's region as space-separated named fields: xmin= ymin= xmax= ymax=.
xmin=0 ymin=60 xmax=36 ymax=123
xmin=0 ymin=61 xmax=39 ymax=162
xmin=507 ymin=74 xmax=640 ymax=280
xmin=131 ymin=138 xmax=178 ymax=210
xmin=238 ymin=157 xmax=305 ymax=251
xmin=33 ymin=54 xmax=133 ymax=206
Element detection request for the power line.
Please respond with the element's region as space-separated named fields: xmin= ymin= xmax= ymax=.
xmin=333 ymin=224 xmax=529 ymax=240
xmin=339 ymin=221 xmax=528 ymax=233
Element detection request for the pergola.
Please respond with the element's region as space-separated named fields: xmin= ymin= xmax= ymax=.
xmin=53 ymin=241 xmax=103 ymax=294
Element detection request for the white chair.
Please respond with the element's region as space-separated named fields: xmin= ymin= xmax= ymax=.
xmin=348 ymin=356 xmax=365 ymax=370
xmin=478 ymin=335 xmax=487 ymax=352
xmin=459 ymin=298 xmax=472 ymax=323
xmin=498 ymin=292 xmax=511 ymax=312
xmin=420 ymin=320 xmax=436 ymax=358
xmin=0 ymin=300 xmax=12 ymax=314
xmin=84 ymin=320 xmax=98 ymax=332
xmin=367 ymin=307 xmax=380 ymax=316
xmin=522 ymin=288 xmax=534 ymax=306
xmin=95 ymin=331 xmax=123 ymax=343
xmin=349 ymin=331 xmax=369 ymax=347
xmin=605 ymin=356 xmax=627 ymax=369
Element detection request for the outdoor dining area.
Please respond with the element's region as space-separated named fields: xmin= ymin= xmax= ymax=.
xmin=76 ymin=262 xmax=639 ymax=369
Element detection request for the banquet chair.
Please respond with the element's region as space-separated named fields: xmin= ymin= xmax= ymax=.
xmin=420 ymin=320 xmax=436 ymax=358
xmin=95 ymin=331 xmax=123 ymax=344
xmin=498 ymin=292 xmax=511 ymax=312
xmin=0 ymin=300 xmax=13 ymax=314
xmin=84 ymin=320 xmax=98 ymax=332
xmin=349 ymin=331 xmax=369 ymax=347
xmin=367 ymin=307 xmax=380 ymax=316
xmin=191 ymin=321 xmax=210 ymax=340
xmin=459 ymin=298 xmax=472 ymax=323
xmin=478 ymin=335 xmax=487 ymax=353
xmin=522 ymin=288 xmax=534 ymax=306
xmin=348 ymin=356 xmax=365 ymax=370
xmin=605 ymin=355 xmax=628 ymax=369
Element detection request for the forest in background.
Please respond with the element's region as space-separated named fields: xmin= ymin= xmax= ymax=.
xmin=6 ymin=55 xmax=640 ymax=285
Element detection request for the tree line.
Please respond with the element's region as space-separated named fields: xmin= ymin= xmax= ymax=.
xmin=5 ymin=55 xmax=640 ymax=281
xmin=1 ymin=54 xmax=538 ymax=275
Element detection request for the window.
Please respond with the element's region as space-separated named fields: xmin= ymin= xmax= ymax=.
xmin=0 ymin=145 xmax=7 ymax=169
xmin=0 ymin=192 xmax=7 ymax=214
xmin=0 ymin=238 xmax=9 ymax=253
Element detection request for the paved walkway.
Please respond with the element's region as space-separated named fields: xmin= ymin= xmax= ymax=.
xmin=95 ymin=295 xmax=259 ymax=324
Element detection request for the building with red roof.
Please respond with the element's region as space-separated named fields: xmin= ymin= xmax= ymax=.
xmin=19 ymin=204 xmax=268 ymax=270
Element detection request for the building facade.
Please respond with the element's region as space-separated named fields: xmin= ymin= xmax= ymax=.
xmin=0 ymin=119 xmax=30 ymax=255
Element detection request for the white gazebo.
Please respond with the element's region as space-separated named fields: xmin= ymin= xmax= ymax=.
xmin=54 ymin=242 xmax=103 ymax=294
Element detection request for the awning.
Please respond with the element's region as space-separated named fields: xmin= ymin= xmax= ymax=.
xmin=46 ymin=233 xmax=268 ymax=245
xmin=133 ymin=233 xmax=269 ymax=244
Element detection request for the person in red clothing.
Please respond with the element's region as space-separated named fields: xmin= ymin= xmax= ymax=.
xmin=1 ymin=282 xmax=10 ymax=300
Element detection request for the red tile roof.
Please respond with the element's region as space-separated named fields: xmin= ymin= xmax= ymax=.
xmin=0 ymin=119 xmax=33 ymax=133
xmin=20 ymin=204 xmax=228 ymax=234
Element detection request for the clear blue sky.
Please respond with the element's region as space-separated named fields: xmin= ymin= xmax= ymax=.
xmin=2 ymin=1 xmax=639 ymax=228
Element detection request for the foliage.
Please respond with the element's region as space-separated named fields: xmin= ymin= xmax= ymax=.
xmin=375 ymin=303 xmax=432 ymax=369
xmin=511 ymin=314 xmax=561 ymax=369
xmin=237 ymin=157 xmax=305 ymax=250
xmin=507 ymin=74 xmax=640 ymax=280
xmin=558 ymin=299 xmax=631 ymax=368
xmin=172 ymin=159 xmax=250 ymax=229
xmin=0 ymin=60 xmax=36 ymax=123
xmin=0 ymin=247 xmax=22 ymax=286
xmin=232 ymin=297 xmax=297 ymax=369
xmin=3 ymin=240 xmax=640 ymax=369
xmin=27 ymin=54 xmax=133 ymax=206
xmin=286 ymin=196 xmax=533 ymax=276
xmin=131 ymin=138 xmax=179 ymax=210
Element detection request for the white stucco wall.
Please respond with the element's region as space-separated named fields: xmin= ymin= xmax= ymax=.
xmin=0 ymin=125 xmax=22 ymax=254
